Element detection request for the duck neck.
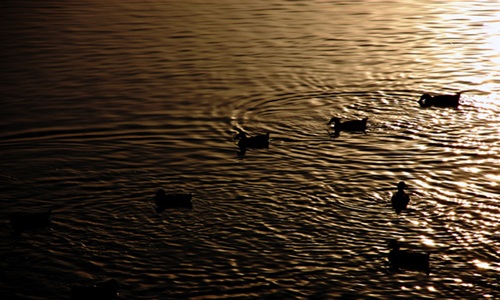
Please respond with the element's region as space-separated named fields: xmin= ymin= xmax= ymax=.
xmin=237 ymin=132 xmax=248 ymax=140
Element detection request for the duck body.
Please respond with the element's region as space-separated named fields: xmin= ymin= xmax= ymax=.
xmin=391 ymin=181 xmax=410 ymax=214
xmin=71 ymin=279 xmax=118 ymax=300
xmin=418 ymin=92 xmax=461 ymax=108
xmin=388 ymin=240 xmax=430 ymax=275
xmin=327 ymin=117 xmax=368 ymax=133
xmin=154 ymin=188 xmax=192 ymax=212
xmin=235 ymin=130 xmax=269 ymax=149
xmin=10 ymin=209 xmax=51 ymax=234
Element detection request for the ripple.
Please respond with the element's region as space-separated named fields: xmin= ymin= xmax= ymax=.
xmin=2 ymin=0 xmax=500 ymax=299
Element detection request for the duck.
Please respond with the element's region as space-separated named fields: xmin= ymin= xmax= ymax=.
xmin=10 ymin=209 xmax=51 ymax=235
xmin=388 ymin=240 xmax=430 ymax=275
xmin=154 ymin=188 xmax=192 ymax=212
xmin=418 ymin=92 xmax=461 ymax=108
xmin=235 ymin=129 xmax=270 ymax=149
xmin=391 ymin=181 xmax=410 ymax=214
xmin=327 ymin=117 xmax=368 ymax=133
xmin=71 ymin=279 xmax=118 ymax=300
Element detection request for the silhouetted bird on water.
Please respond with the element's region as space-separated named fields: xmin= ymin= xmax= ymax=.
xmin=154 ymin=188 xmax=192 ymax=213
xmin=388 ymin=240 xmax=430 ymax=275
xmin=234 ymin=129 xmax=269 ymax=156
xmin=10 ymin=209 xmax=51 ymax=235
xmin=71 ymin=279 xmax=118 ymax=300
xmin=327 ymin=117 xmax=368 ymax=135
xmin=391 ymin=181 xmax=410 ymax=214
xmin=418 ymin=92 xmax=461 ymax=108
xmin=235 ymin=129 xmax=269 ymax=149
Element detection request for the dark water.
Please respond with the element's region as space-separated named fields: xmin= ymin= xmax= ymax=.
xmin=2 ymin=1 xmax=500 ymax=299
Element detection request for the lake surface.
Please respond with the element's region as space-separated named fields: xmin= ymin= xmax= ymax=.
xmin=1 ymin=1 xmax=500 ymax=299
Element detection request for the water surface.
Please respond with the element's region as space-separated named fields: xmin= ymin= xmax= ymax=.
xmin=1 ymin=1 xmax=500 ymax=299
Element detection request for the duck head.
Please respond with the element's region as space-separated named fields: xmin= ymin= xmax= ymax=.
xmin=397 ymin=181 xmax=407 ymax=190
xmin=327 ymin=117 xmax=340 ymax=125
xmin=234 ymin=129 xmax=248 ymax=140
xmin=418 ymin=94 xmax=433 ymax=107
xmin=155 ymin=188 xmax=166 ymax=199
xmin=388 ymin=240 xmax=400 ymax=251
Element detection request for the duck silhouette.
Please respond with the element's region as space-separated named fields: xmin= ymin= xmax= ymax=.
xmin=235 ymin=129 xmax=270 ymax=149
xmin=388 ymin=240 xmax=430 ymax=275
xmin=71 ymin=279 xmax=118 ymax=300
xmin=154 ymin=188 xmax=192 ymax=212
xmin=418 ymin=92 xmax=461 ymax=108
xmin=391 ymin=181 xmax=410 ymax=214
xmin=327 ymin=117 xmax=368 ymax=134
xmin=10 ymin=209 xmax=51 ymax=235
